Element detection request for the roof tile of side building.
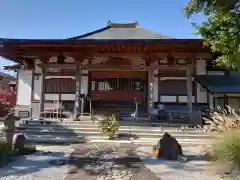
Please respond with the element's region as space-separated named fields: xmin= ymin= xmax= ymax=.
xmin=195 ymin=74 xmax=240 ymax=94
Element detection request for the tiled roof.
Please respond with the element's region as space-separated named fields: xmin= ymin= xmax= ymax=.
xmin=70 ymin=22 xmax=173 ymax=40
xmin=0 ymin=72 xmax=16 ymax=88
xmin=195 ymin=74 xmax=240 ymax=94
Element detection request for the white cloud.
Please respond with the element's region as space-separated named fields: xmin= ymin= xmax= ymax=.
xmin=0 ymin=57 xmax=17 ymax=76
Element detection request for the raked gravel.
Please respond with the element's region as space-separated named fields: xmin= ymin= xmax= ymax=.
xmin=0 ymin=145 xmax=74 ymax=180
xmin=136 ymin=145 xmax=240 ymax=180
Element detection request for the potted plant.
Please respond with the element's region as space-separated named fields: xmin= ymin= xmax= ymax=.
xmin=152 ymin=144 xmax=159 ymax=159
xmin=99 ymin=114 xmax=120 ymax=139
xmin=133 ymin=98 xmax=141 ymax=105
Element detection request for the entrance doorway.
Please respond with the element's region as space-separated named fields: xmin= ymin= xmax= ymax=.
xmin=90 ymin=71 xmax=147 ymax=104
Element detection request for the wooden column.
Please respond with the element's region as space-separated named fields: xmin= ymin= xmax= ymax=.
xmin=157 ymin=69 xmax=160 ymax=102
xmin=186 ymin=64 xmax=193 ymax=120
xmin=39 ymin=67 xmax=46 ymax=117
xmin=224 ymin=94 xmax=229 ymax=112
xmin=74 ymin=63 xmax=81 ymax=119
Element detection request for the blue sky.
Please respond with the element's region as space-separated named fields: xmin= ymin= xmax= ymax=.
xmin=0 ymin=0 xmax=205 ymax=74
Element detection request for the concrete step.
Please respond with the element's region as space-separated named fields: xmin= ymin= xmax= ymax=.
xmin=18 ymin=120 xmax=98 ymax=126
xmin=16 ymin=125 xmax=209 ymax=134
xmin=94 ymin=110 xmax=147 ymax=115
xmin=25 ymin=136 xmax=83 ymax=144
xmin=17 ymin=123 xmax=202 ymax=132
xmin=94 ymin=109 xmax=135 ymax=113
xmin=88 ymin=138 xmax=214 ymax=145
xmin=16 ymin=125 xmax=218 ymax=136
xmin=16 ymin=130 xmax=218 ymax=139
xmin=94 ymin=112 xmax=149 ymax=117
xmin=94 ymin=106 xmax=145 ymax=109
xmin=23 ymin=135 xmax=215 ymax=145
xmin=15 ymin=126 xmax=220 ymax=139
xmin=18 ymin=120 xmax=198 ymax=128
xmin=17 ymin=122 xmax=205 ymax=131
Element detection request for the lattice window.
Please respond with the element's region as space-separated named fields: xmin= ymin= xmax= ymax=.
xmin=91 ymin=78 xmax=145 ymax=92
xmin=159 ymin=80 xmax=195 ymax=95
xmin=45 ymin=78 xmax=76 ymax=94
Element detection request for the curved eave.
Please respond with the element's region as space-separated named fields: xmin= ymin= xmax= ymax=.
xmin=0 ymin=38 xmax=204 ymax=46
xmin=0 ymin=38 xmax=212 ymax=63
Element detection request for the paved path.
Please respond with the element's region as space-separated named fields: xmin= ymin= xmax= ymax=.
xmin=66 ymin=143 xmax=160 ymax=180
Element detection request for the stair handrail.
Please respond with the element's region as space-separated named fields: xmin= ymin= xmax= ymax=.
xmin=89 ymin=94 xmax=99 ymax=118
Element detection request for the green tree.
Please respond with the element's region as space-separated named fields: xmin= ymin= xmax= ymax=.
xmin=185 ymin=0 xmax=240 ymax=70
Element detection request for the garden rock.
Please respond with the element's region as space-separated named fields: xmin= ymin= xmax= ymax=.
xmin=12 ymin=133 xmax=26 ymax=151
xmin=157 ymin=132 xmax=183 ymax=160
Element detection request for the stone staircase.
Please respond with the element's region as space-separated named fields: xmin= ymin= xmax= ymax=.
xmin=93 ymin=103 xmax=149 ymax=120
xmin=12 ymin=117 xmax=220 ymax=146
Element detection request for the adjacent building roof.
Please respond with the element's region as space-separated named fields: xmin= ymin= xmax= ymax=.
xmin=195 ymin=74 xmax=240 ymax=94
xmin=0 ymin=72 xmax=16 ymax=106
xmin=0 ymin=72 xmax=16 ymax=87
xmin=3 ymin=64 xmax=22 ymax=71
xmin=70 ymin=22 xmax=172 ymax=40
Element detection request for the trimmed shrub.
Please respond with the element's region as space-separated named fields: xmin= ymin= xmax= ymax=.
xmin=0 ymin=140 xmax=36 ymax=167
xmin=0 ymin=140 xmax=11 ymax=167
xmin=18 ymin=145 xmax=36 ymax=155
xmin=99 ymin=114 xmax=120 ymax=139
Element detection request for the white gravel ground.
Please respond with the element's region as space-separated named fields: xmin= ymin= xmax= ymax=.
xmin=136 ymin=145 xmax=238 ymax=180
xmin=0 ymin=145 xmax=74 ymax=180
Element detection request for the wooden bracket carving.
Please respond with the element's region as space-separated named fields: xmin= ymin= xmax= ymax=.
xmin=166 ymin=55 xmax=175 ymax=65
xmin=57 ymin=54 xmax=66 ymax=64
xmin=143 ymin=57 xmax=155 ymax=66
xmin=40 ymin=57 xmax=50 ymax=64
xmin=20 ymin=57 xmax=34 ymax=70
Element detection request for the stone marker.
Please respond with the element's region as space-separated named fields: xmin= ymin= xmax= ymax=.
xmin=3 ymin=112 xmax=21 ymax=150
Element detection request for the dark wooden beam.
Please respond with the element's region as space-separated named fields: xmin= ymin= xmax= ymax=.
xmin=37 ymin=62 xmax=197 ymax=71
xmin=37 ymin=63 xmax=149 ymax=71
xmin=4 ymin=50 xmax=213 ymax=59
